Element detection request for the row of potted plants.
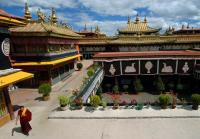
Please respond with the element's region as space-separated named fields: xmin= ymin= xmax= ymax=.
xmin=58 ymin=93 xmax=200 ymax=111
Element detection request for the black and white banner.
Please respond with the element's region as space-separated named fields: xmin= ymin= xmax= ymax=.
xmin=103 ymin=59 xmax=196 ymax=76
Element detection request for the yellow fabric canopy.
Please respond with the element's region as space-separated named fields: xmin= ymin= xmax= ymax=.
xmin=12 ymin=54 xmax=81 ymax=67
xmin=0 ymin=71 xmax=33 ymax=88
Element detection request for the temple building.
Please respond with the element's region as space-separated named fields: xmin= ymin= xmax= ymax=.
xmin=0 ymin=9 xmax=33 ymax=126
xmin=10 ymin=4 xmax=82 ymax=87
xmin=79 ymin=15 xmax=200 ymax=59
xmin=94 ymin=50 xmax=200 ymax=92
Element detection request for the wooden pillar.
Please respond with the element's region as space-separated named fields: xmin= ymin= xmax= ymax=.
xmin=75 ymin=44 xmax=81 ymax=61
xmin=3 ymin=88 xmax=14 ymax=120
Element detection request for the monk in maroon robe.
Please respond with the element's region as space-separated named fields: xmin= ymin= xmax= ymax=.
xmin=16 ymin=106 xmax=32 ymax=135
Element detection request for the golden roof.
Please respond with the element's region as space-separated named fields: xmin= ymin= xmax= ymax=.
xmin=119 ymin=16 xmax=160 ymax=34
xmin=110 ymin=35 xmax=200 ymax=44
xmin=10 ymin=22 xmax=82 ymax=39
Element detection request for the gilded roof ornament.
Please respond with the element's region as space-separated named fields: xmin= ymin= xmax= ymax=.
xmin=24 ymin=1 xmax=32 ymax=21
xmin=51 ymin=8 xmax=57 ymax=24
xmin=37 ymin=8 xmax=46 ymax=22
xmin=135 ymin=14 xmax=140 ymax=23
xmin=127 ymin=16 xmax=131 ymax=24
xmin=95 ymin=25 xmax=100 ymax=33
xmin=84 ymin=24 xmax=87 ymax=31
xmin=187 ymin=23 xmax=190 ymax=29
xmin=144 ymin=16 xmax=147 ymax=23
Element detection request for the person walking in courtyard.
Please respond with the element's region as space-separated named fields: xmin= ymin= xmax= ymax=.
xmin=16 ymin=106 xmax=32 ymax=136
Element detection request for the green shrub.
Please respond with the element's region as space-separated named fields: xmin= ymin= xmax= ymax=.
xmin=112 ymin=85 xmax=119 ymax=94
xmin=168 ymin=82 xmax=175 ymax=90
xmin=159 ymin=94 xmax=170 ymax=109
xmin=90 ymin=95 xmax=101 ymax=108
xmin=87 ymin=68 xmax=94 ymax=78
xmin=38 ymin=83 xmax=51 ymax=97
xmin=123 ymin=85 xmax=129 ymax=92
xmin=136 ymin=102 xmax=144 ymax=110
xmin=58 ymin=96 xmax=70 ymax=107
xmin=191 ymin=94 xmax=200 ymax=105
xmin=154 ymin=77 xmax=165 ymax=93
xmin=76 ymin=63 xmax=83 ymax=70
xmin=134 ymin=78 xmax=143 ymax=92
xmin=102 ymin=101 xmax=107 ymax=109
xmin=105 ymin=84 xmax=111 ymax=92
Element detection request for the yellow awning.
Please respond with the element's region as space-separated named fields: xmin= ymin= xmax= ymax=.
xmin=12 ymin=54 xmax=81 ymax=67
xmin=0 ymin=71 xmax=33 ymax=88
xmin=0 ymin=16 xmax=25 ymax=26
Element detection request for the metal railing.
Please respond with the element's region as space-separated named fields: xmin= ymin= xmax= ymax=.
xmin=77 ymin=67 xmax=104 ymax=103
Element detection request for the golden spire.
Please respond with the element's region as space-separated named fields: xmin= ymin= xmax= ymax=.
xmin=182 ymin=24 xmax=185 ymax=29
xmin=24 ymin=1 xmax=32 ymax=21
xmin=135 ymin=13 xmax=139 ymax=23
xmin=95 ymin=25 xmax=100 ymax=33
xmin=127 ymin=16 xmax=131 ymax=24
xmin=144 ymin=16 xmax=147 ymax=23
xmin=84 ymin=23 xmax=87 ymax=31
xmin=51 ymin=8 xmax=57 ymax=24
xmin=187 ymin=23 xmax=190 ymax=29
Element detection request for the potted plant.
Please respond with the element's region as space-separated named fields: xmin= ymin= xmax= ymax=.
xmin=112 ymin=85 xmax=119 ymax=94
xmin=191 ymin=94 xmax=200 ymax=110
xmin=135 ymin=102 xmax=144 ymax=110
xmin=159 ymin=94 xmax=170 ymax=109
xmin=105 ymin=83 xmax=112 ymax=92
xmin=87 ymin=68 xmax=94 ymax=78
xmin=38 ymin=83 xmax=52 ymax=101
xmin=101 ymin=101 xmax=107 ymax=110
xmin=58 ymin=95 xmax=70 ymax=111
xmin=74 ymin=97 xmax=83 ymax=110
xmin=154 ymin=76 xmax=165 ymax=94
xmin=90 ymin=95 xmax=101 ymax=109
xmin=171 ymin=95 xmax=177 ymax=109
xmin=76 ymin=62 xmax=83 ymax=70
xmin=134 ymin=78 xmax=143 ymax=94
xmin=113 ymin=100 xmax=119 ymax=109
xmin=123 ymin=85 xmax=129 ymax=94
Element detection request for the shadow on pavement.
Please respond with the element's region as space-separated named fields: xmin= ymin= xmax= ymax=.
xmin=12 ymin=127 xmax=22 ymax=136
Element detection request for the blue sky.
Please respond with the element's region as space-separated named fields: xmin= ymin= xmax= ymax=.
xmin=1 ymin=0 xmax=200 ymax=36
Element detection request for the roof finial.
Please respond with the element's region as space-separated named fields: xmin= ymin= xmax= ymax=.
xmin=144 ymin=16 xmax=147 ymax=23
xmin=136 ymin=13 xmax=139 ymax=23
xmin=182 ymin=24 xmax=185 ymax=29
xmin=127 ymin=16 xmax=131 ymax=24
xmin=37 ymin=8 xmax=46 ymax=22
xmin=24 ymin=1 xmax=32 ymax=21
xmin=51 ymin=8 xmax=57 ymax=24
xmin=84 ymin=23 xmax=87 ymax=31
xmin=95 ymin=25 xmax=100 ymax=33
xmin=187 ymin=23 xmax=190 ymax=29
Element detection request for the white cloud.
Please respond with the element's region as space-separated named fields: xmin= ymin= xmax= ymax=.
xmin=1 ymin=0 xmax=200 ymax=35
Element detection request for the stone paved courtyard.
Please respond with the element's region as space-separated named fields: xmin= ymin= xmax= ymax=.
xmin=0 ymin=60 xmax=200 ymax=139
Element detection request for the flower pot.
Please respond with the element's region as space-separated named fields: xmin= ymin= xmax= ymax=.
xmin=161 ymin=105 xmax=167 ymax=109
xmin=172 ymin=105 xmax=176 ymax=109
xmin=192 ymin=104 xmax=199 ymax=110
xmin=43 ymin=95 xmax=50 ymax=101
xmin=60 ymin=106 xmax=68 ymax=111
